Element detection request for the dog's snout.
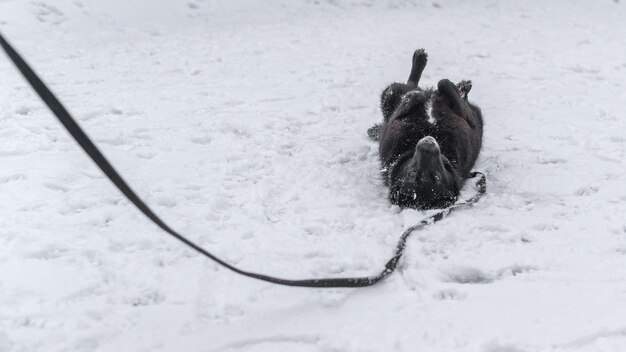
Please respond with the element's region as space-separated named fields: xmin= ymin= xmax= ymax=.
xmin=416 ymin=136 xmax=440 ymax=153
xmin=412 ymin=136 xmax=444 ymax=172
xmin=419 ymin=136 xmax=437 ymax=145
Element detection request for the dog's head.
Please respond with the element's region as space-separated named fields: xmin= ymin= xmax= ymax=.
xmin=388 ymin=136 xmax=460 ymax=209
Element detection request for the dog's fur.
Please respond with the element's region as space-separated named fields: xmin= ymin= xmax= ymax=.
xmin=368 ymin=49 xmax=484 ymax=209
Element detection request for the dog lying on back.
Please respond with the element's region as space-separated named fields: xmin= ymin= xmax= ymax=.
xmin=368 ymin=49 xmax=484 ymax=209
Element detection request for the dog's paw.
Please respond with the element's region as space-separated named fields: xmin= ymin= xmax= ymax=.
xmin=457 ymin=80 xmax=472 ymax=99
xmin=412 ymin=48 xmax=428 ymax=68
xmin=367 ymin=123 xmax=383 ymax=141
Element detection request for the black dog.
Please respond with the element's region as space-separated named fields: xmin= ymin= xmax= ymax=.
xmin=368 ymin=49 xmax=483 ymax=209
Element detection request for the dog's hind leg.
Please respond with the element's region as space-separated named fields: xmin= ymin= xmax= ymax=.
xmin=379 ymin=49 xmax=428 ymax=124
xmin=380 ymin=83 xmax=413 ymax=123
xmin=371 ymin=83 xmax=413 ymax=141
xmin=390 ymin=89 xmax=431 ymax=125
xmin=407 ymin=49 xmax=428 ymax=88
xmin=372 ymin=49 xmax=428 ymax=141
xmin=372 ymin=82 xmax=417 ymax=141
xmin=367 ymin=123 xmax=383 ymax=141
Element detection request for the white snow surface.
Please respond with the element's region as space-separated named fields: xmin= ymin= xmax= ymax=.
xmin=1 ymin=0 xmax=626 ymax=351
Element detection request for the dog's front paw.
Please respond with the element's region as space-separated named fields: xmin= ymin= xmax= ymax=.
xmin=457 ymin=80 xmax=472 ymax=99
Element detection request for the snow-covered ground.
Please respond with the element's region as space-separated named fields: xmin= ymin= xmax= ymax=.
xmin=1 ymin=0 xmax=626 ymax=351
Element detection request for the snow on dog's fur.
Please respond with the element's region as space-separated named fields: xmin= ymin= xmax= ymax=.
xmin=369 ymin=49 xmax=484 ymax=209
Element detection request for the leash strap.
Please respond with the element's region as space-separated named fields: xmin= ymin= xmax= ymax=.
xmin=1 ymin=32 xmax=486 ymax=288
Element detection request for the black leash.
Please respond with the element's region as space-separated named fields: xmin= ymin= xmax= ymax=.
xmin=0 ymin=32 xmax=486 ymax=288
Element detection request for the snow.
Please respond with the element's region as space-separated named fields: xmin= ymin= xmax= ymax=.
xmin=1 ymin=0 xmax=626 ymax=351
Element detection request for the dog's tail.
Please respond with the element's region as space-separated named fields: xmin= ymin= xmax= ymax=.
xmin=367 ymin=123 xmax=383 ymax=141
